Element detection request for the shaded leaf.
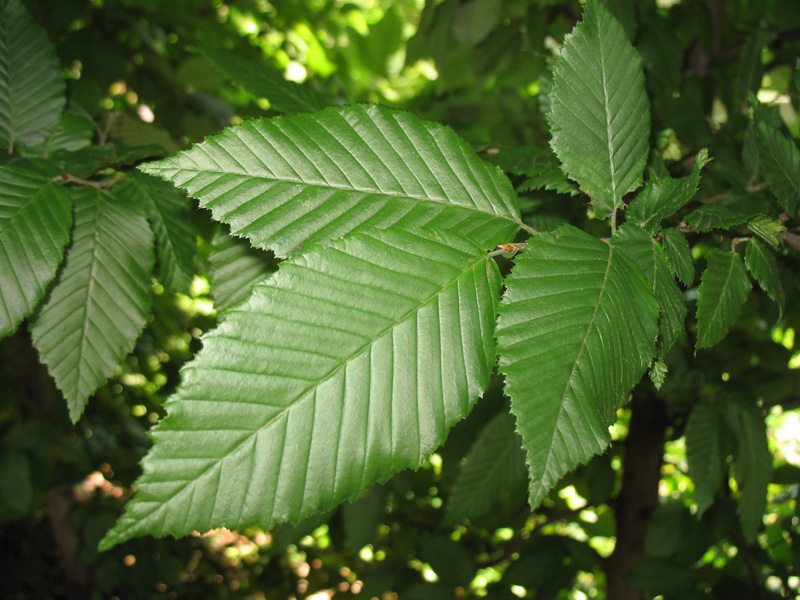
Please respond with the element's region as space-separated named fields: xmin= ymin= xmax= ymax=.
xmin=661 ymin=228 xmax=694 ymax=286
xmin=30 ymin=187 xmax=154 ymax=421
xmin=208 ymin=228 xmax=277 ymax=313
xmin=626 ymin=149 xmax=709 ymax=233
xmin=496 ymin=225 xmax=658 ymax=508
xmin=695 ymin=250 xmax=751 ymax=350
xmin=100 ymin=228 xmax=502 ymax=549
xmin=141 ymin=104 xmax=521 ymax=258
xmin=733 ymin=403 xmax=772 ymax=542
xmin=685 ymin=400 xmax=724 ymax=516
xmin=548 ymin=0 xmax=649 ymax=218
xmin=419 ymin=536 xmax=475 ymax=585
xmin=200 ymin=47 xmax=326 ymax=115
xmin=747 ymin=215 xmax=786 ymax=251
xmin=684 ymin=204 xmax=750 ymax=232
xmin=342 ymin=485 xmax=385 ymax=551
xmin=111 ymin=112 xmax=179 ymax=155
xmin=744 ymin=238 xmax=784 ymax=313
xmin=444 ymin=410 xmax=527 ymax=525
xmin=752 ymin=114 xmax=800 ymax=216
xmin=484 ymin=144 xmax=579 ymax=196
xmin=0 ymin=166 xmax=72 ymax=338
xmin=0 ymin=0 xmax=66 ymax=150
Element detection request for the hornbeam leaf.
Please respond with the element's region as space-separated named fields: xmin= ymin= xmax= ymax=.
xmin=140 ymin=104 xmax=521 ymax=258
xmin=684 ymin=204 xmax=750 ymax=232
xmin=661 ymin=228 xmax=694 ymax=286
xmin=613 ymin=226 xmax=686 ymax=358
xmin=99 ymin=228 xmax=502 ymax=550
xmin=685 ymin=400 xmax=724 ymax=517
xmin=0 ymin=0 xmax=66 ymax=150
xmin=496 ymin=225 xmax=659 ymax=508
xmin=30 ymin=187 xmax=154 ymax=422
xmin=0 ymin=166 xmax=72 ymax=339
xmin=627 ymin=149 xmax=710 ymax=234
xmin=444 ymin=410 xmax=527 ymax=525
xmin=744 ymin=238 xmax=784 ymax=313
xmin=752 ymin=118 xmax=800 ymax=216
xmin=208 ymin=228 xmax=277 ymax=313
xmin=114 ymin=172 xmax=196 ymax=293
xmin=200 ymin=47 xmax=326 ymax=115
xmin=695 ymin=250 xmax=752 ymax=350
xmin=548 ymin=0 xmax=649 ymax=219
xmin=733 ymin=403 xmax=772 ymax=542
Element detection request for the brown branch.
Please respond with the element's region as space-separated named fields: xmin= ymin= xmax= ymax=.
xmin=56 ymin=173 xmax=118 ymax=189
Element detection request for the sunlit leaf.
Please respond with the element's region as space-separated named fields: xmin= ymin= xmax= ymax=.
xmin=746 ymin=215 xmax=786 ymax=251
xmin=208 ymin=228 xmax=277 ymax=313
xmin=496 ymin=225 xmax=658 ymax=507
xmin=695 ymin=249 xmax=751 ymax=350
xmin=99 ymin=228 xmax=501 ymax=549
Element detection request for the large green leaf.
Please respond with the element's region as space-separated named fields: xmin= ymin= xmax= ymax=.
xmin=208 ymin=228 xmax=277 ymax=313
xmin=30 ymin=187 xmax=154 ymax=421
xmin=141 ymin=104 xmax=521 ymax=258
xmin=695 ymin=250 xmax=752 ymax=350
xmin=444 ymin=410 xmax=527 ymax=525
xmin=685 ymin=400 xmax=724 ymax=516
xmin=496 ymin=225 xmax=658 ymax=508
xmin=752 ymin=118 xmax=800 ymax=217
xmin=548 ymin=0 xmax=649 ymax=219
xmin=733 ymin=403 xmax=772 ymax=542
xmin=114 ymin=172 xmax=195 ymax=293
xmin=0 ymin=0 xmax=66 ymax=150
xmin=0 ymin=166 xmax=72 ymax=338
xmin=626 ymin=149 xmax=709 ymax=234
xmin=99 ymin=228 xmax=502 ymax=550
xmin=200 ymin=47 xmax=326 ymax=115
xmin=613 ymin=226 xmax=686 ymax=358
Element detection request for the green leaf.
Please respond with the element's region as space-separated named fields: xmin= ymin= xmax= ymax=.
xmin=548 ymin=0 xmax=649 ymax=219
xmin=208 ymin=228 xmax=277 ymax=313
xmin=736 ymin=29 xmax=773 ymax=108
xmin=199 ymin=47 xmax=326 ymax=115
xmin=484 ymin=144 xmax=579 ymax=196
xmin=99 ymin=228 xmax=502 ymax=550
xmin=661 ymin=228 xmax=694 ymax=286
xmin=141 ymin=104 xmax=521 ymax=258
xmin=648 ymin=360 xmax=667 ymax=390
xmin=685 ymin=401 xmax=724 ymax=516
xmin=695 ymin=250 xmax=752 ymax=350
xmin=19 ymin=111 xmax=94 ymax=157
xmin=613 ymin=225 xmax=687 ymax=358
xmin=744 ymin=238 xmax=784 ymax=312
xmin=30 ymin=187 xmax=154 ymax=421
xmin=733 ymin=403 xmax=772 ymax=541
xmin=342 ymin=485 xmax=385 ymax=551
xmin=752 ymin=118 xmax=800 ymax=216
xmin=496 ymin=225 xmax=658 ymax=508
xmin=626 ymin=149 xmax=709 ymax=233
xmin=444 ymin=410 xmax=527 ymax=525
xmin=0 ymin=0 xmax=66 ymax=150
xmin=684 ymin=204 xmax=750 ymax=232
xmin=0 ymin=166 xmax=72 ymax=339
xmin=111 ymin=112 xmax=179 ymax=155
xmin=114 ymin=172 xmax=196 ymax=293
xmin=746 ymin=215 xmax=786 ymax=251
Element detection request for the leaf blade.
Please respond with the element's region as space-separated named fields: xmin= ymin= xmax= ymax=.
xmin=695 ymin=250 xmax=752 ymax=350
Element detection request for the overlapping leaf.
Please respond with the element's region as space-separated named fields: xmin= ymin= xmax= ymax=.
xmin=141 ymin=104 xmax=521 ymax=257
xmin=208 ymin=228 xmax=277 ymax=313
xmin=695 ymin=250 xmax=751 ymax=350
xmin=661 ymin=228 xmax=694 ymax=286
xmin=732 ymin=403 xmax=773 ymax=541
xmin=115 ymin=172 xmax=195 ymax=293
xmin=548 ymin=0 xmax=649 ymax=219
xmin=752 ymin=117 xmax=800 ymax=216
xmin=0 ymin=166 xmax=72 ymax=338
xmin=0 ymin=0 xmax=66 ymax=149
xmin=100 ymin=228 xmax=502 ymax=550
xmin=30 ymin=187 xmax=154 ymax=421
xmin=685 ymin=400 xmax=724 ymax=516
xmin=201 ymin=47 xmax=326 ymax=115
xmin=496 ymin=225 xmax=658 ymax=507
xmin=744 ymin=238 xmax=784 ymax=312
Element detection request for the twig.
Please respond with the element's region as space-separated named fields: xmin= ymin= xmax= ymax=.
xmin=56 ymin=173 xmax=118 ymax=189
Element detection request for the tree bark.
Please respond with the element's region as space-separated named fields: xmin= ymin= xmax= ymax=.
xmin=604 ymin=394 xmax=668 ymax=600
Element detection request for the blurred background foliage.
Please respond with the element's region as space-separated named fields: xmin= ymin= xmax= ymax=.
xmin=1 ymin=0 xmax=799 ymax=598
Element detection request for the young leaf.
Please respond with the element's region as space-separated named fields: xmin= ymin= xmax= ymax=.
xmin=685 ymin=400 xmax=724 ymax=517
xmin=114 ymin=172 xmax=196 ymax=294
xmin=141 ymin=104 xmax=521 ymax=257
xmin=548 ymin=0 xmax=649 ymax=219
xmin=99 ymin=228 xmax=502 ymax=550
xmin=626 ymin=149 xmax=710 ymax=233
xmin=744 ymin=238 xmax=784 ymax=312
xmin=733 ymin=403 xmax=772 ymax=542
xmin=30 ymin=187 xmax=154 ymax=422
xmin=747 ymin=215 xmax=786 ymax=251
xmin=661 ymin=228 xmax=694 ymax=286
xmin=208 ymin=228 xmax=277 ymax=313
xmin=751 ymin=118 xmax=800 ymax=216
xmin=200 ymin=47 xmax=326 ymax=115
xmin=613 ymin=225 xmax=686 ymax=358
xmin=496 ymin=225 xmax=659 ymax=508
xmin=444 ymin=410 xmax=527 ymax=525
xmin=695 ymin=250 xmax=752 ymax=350
xmin=0 ymin=166 xmax=72 ymax=339
xmin=0 ymin=0 xmax=66 ymax=150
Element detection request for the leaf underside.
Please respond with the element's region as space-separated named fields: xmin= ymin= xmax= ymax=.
xmin=100 ymin=228 xmax=502 ymax=550
xmin=496 ymin=225 xmax=658 ymax=508
xmin=548 ymin=0 xmax=649 ymax=219
xmin=733 ymin=403 xmax=773 ymax=542
xmin=0 ymin=0 xmax=66 ymax=149
xmin=208 ymin=228 xmax=277 ymax=313
xmin=30 ymin=188 xmax=154 ymax=421
xmin=0 ymin=166 xmax=72 ymax=338
xmin=685 ymin=401 xmax=724 ymax=516
xmin=695 ymin=249 xmax=752 ymax=350
xmin=140 ymin=104 xmax=521 ymax=258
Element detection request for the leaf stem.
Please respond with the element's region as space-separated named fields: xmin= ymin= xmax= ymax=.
xmin=519 ymin=221 xmax=539 ymax=236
